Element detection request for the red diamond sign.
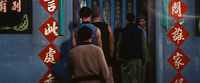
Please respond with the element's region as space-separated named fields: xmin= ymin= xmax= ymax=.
xmin=170 ymin=73 xmax=188 ymax=83
xmin=169 ymin=0 xmax=188 ymax=22
xmin=39 ymin=17 xmax=59 ymax=43
xmin=167 ymin=23 xmax=190 ymax=47
xmin=39 ymin=0 xmax=58 ymax=16
xmin=39 ymin=69 xmax=63 ymax=83
xmin=38 ymin=43 xmax=62 ymax=68
xmin=167 ymin=48 xmax=190 ymax=72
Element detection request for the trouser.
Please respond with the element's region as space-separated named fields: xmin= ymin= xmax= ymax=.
xmin=121 ymin=59 xmax=142 ymax=83
xmin=141 ymin=68 xmax=146 ymax=83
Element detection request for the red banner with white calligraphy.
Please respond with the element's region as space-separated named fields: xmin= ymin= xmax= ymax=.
xmin=39 ymin=0 xmax=58 ymax=16
xmin=39 ymin=17 xmax=59 ymax=43
xmin=39 ymin=0 xmax=63 ymax=82
xmin=167 ymin=0 xmax=190 ymax=82
xmin=39 ymin=69 xmax=63 ymax=83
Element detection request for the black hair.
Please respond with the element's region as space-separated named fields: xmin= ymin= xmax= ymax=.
xmin=126 ymin=13 xmax=135 ymax=23
xmin=77 ymin=26 xmax=93 ymax=41
xmin=80 ymin=7 xmax=92 ymax=18
xmin=136 ymin=14 xmax=146 ymax=23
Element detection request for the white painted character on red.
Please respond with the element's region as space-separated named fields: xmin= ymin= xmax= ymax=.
xmin=44 ymin=21 xmax=58 ymax=36
xmin=173 ymin=52 xmax=184 ymax=69
xmin=172 ymin=27 xmax=185 ymax=44
xmin=175 ymin=78 xmax=183 ymax=83
xmin=44 ymin=73 xmax=55 ymax=83
xmin=0 ymin=0 xmax=7 ymax=13
xmin=44 ymin=47 xmax=56 ymax=64
xmin=12 ymin=0 xmax=21 ymax=12
xmin=172 ymin=1 xmax=182 ymax=17
xmin=44 ymin=0 xmax=56 ymax=12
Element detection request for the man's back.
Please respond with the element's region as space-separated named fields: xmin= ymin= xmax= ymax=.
xmin=92 ymin=22 xmax=112 ymax=66
xmin=69 ymin=44 xmax=113 ymax=83
xmin=74 ymin=22 xmax=98 ymax=45
xmin=121 ymin=23 xmax=143 ymax=59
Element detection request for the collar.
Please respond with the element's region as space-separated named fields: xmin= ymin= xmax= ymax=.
xmin=78 ymin=42 xmax=91 ymax=45
xmin=81 ymin=21 xmax=90 ymax=24
xmin=138 ymin=26 xmax=146 ymax=31
xmin=126 ymin=23 xmax=135 ymax=26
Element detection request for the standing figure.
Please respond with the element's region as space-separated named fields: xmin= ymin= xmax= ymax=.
xmin=69 ymin=26 xmax=114 ymax=83
xmin=137 ymin=14 xmax=147 ymax=43
xmin=116 ymin=13 xmax=151 ymax=83
xmin=137 ymin=14 xmax=148 ymax=83
xmin=71 ymin=7 xmax=102 ymax=48
xmin=92 ymin=7 xmax=114 ymax=76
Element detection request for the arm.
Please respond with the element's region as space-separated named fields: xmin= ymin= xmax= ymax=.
xmin=71 ymin=29 xmax=76 ymax=48
xmin=142 ymin=33 xmax=151 ymax=68
xmin=115 ymin=32 xmax=123 ymax=61
xmin=97 ymin=28 xmax=102 ymax=48
xmin=108 ymin=25 xmax=114 ymax=57
xmin=97 ymin=47 xmax=114 ymax=83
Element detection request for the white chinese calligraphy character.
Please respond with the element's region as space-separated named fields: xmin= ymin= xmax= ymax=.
xmin=44 ymin=21 xmax=58 ymax=36
xmin=172 ymin=27 xmax=185 ymax=44
xmin=12 ymin=0 xmax=21 ymax=12
xmin=44 ymin=0 xmax=56 ymax=12
xmin=44 ymin=47 xmax=56 ymax=64
xmin=172 ymin=1 xmax=182 ymax=17
xmin=0 ymin=0 xmax=7 ymax=13
xmin=44 ymin=73 xmax=55 ymax=83
xmin=175 ymin=78 xmax=184 ymax=83
xmin=173 ymin=52 xmax=184 ymax=69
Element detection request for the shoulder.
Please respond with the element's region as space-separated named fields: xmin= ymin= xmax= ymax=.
xmin=100 ymin=22 xmax=108 ymax=26
xmin=88 ymin=24 xmax=98 ymax=28
xmin=89 ymin=44 xmax=102 ymax=51
xmin=93 ymin=22 xmax=108 ymax=27
xmin=136 ymin=27 xmax=143 ymax=33
xmin=74 ymin=24 xmax=81 ymax=28
xmin=70 ymin=46 xmax=79 ymax=53
xmin=73 ymin=25 xmax=81 ymax=31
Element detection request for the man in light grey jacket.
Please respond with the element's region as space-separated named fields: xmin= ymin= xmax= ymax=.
xmin=69 ymin=26 xmax=114 ymax=83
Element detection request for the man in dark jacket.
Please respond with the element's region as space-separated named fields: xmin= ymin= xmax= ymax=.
xmin=116 ymin=13 xmax=150 ymax=83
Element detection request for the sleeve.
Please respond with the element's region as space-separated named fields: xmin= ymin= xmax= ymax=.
xmin=96 ymin=47 xmax=114 ymax=83
xmin=142 ymin=33 xmax=151 ymax=64
xmin=115 ymin=32 xmax=123 ymax=61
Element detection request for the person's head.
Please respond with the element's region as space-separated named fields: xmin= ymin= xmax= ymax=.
xmin=92 ymin=7 xmax=101 ymax=20
xmin=80 ymin=7 xmax=92 ymax=20
xmin=77 ymin=26 xmax=93 ymax=42
xmin=137 ymin=14 xmax=146 ymax=28
xmin=126 ymin=13 xmax=135 ymax=24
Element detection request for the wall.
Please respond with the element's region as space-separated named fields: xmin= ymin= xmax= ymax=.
xmin=156 ymin=0 xmax=200 ymax=83
xmin=1 ymin=0 xmax=200 ymax=83
xmin=0 ymin=0 xmax=137 ymax=82
xmin=0 ymin=0 xmax=73 ymax=82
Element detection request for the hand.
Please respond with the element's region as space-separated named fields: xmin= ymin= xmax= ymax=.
xmin=142 ymin=64 xmax=146 ymax=69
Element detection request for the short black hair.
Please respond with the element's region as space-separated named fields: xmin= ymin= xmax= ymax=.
xmin=77 ymin=26 xmax=93 ymax=41
xmin=80 ymin=7 xmax=92 ymax=18
xmin=126 ymin=13 xmax=135 ymax=23
xmin=136 ymin=14 xmax=146 ymax=23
